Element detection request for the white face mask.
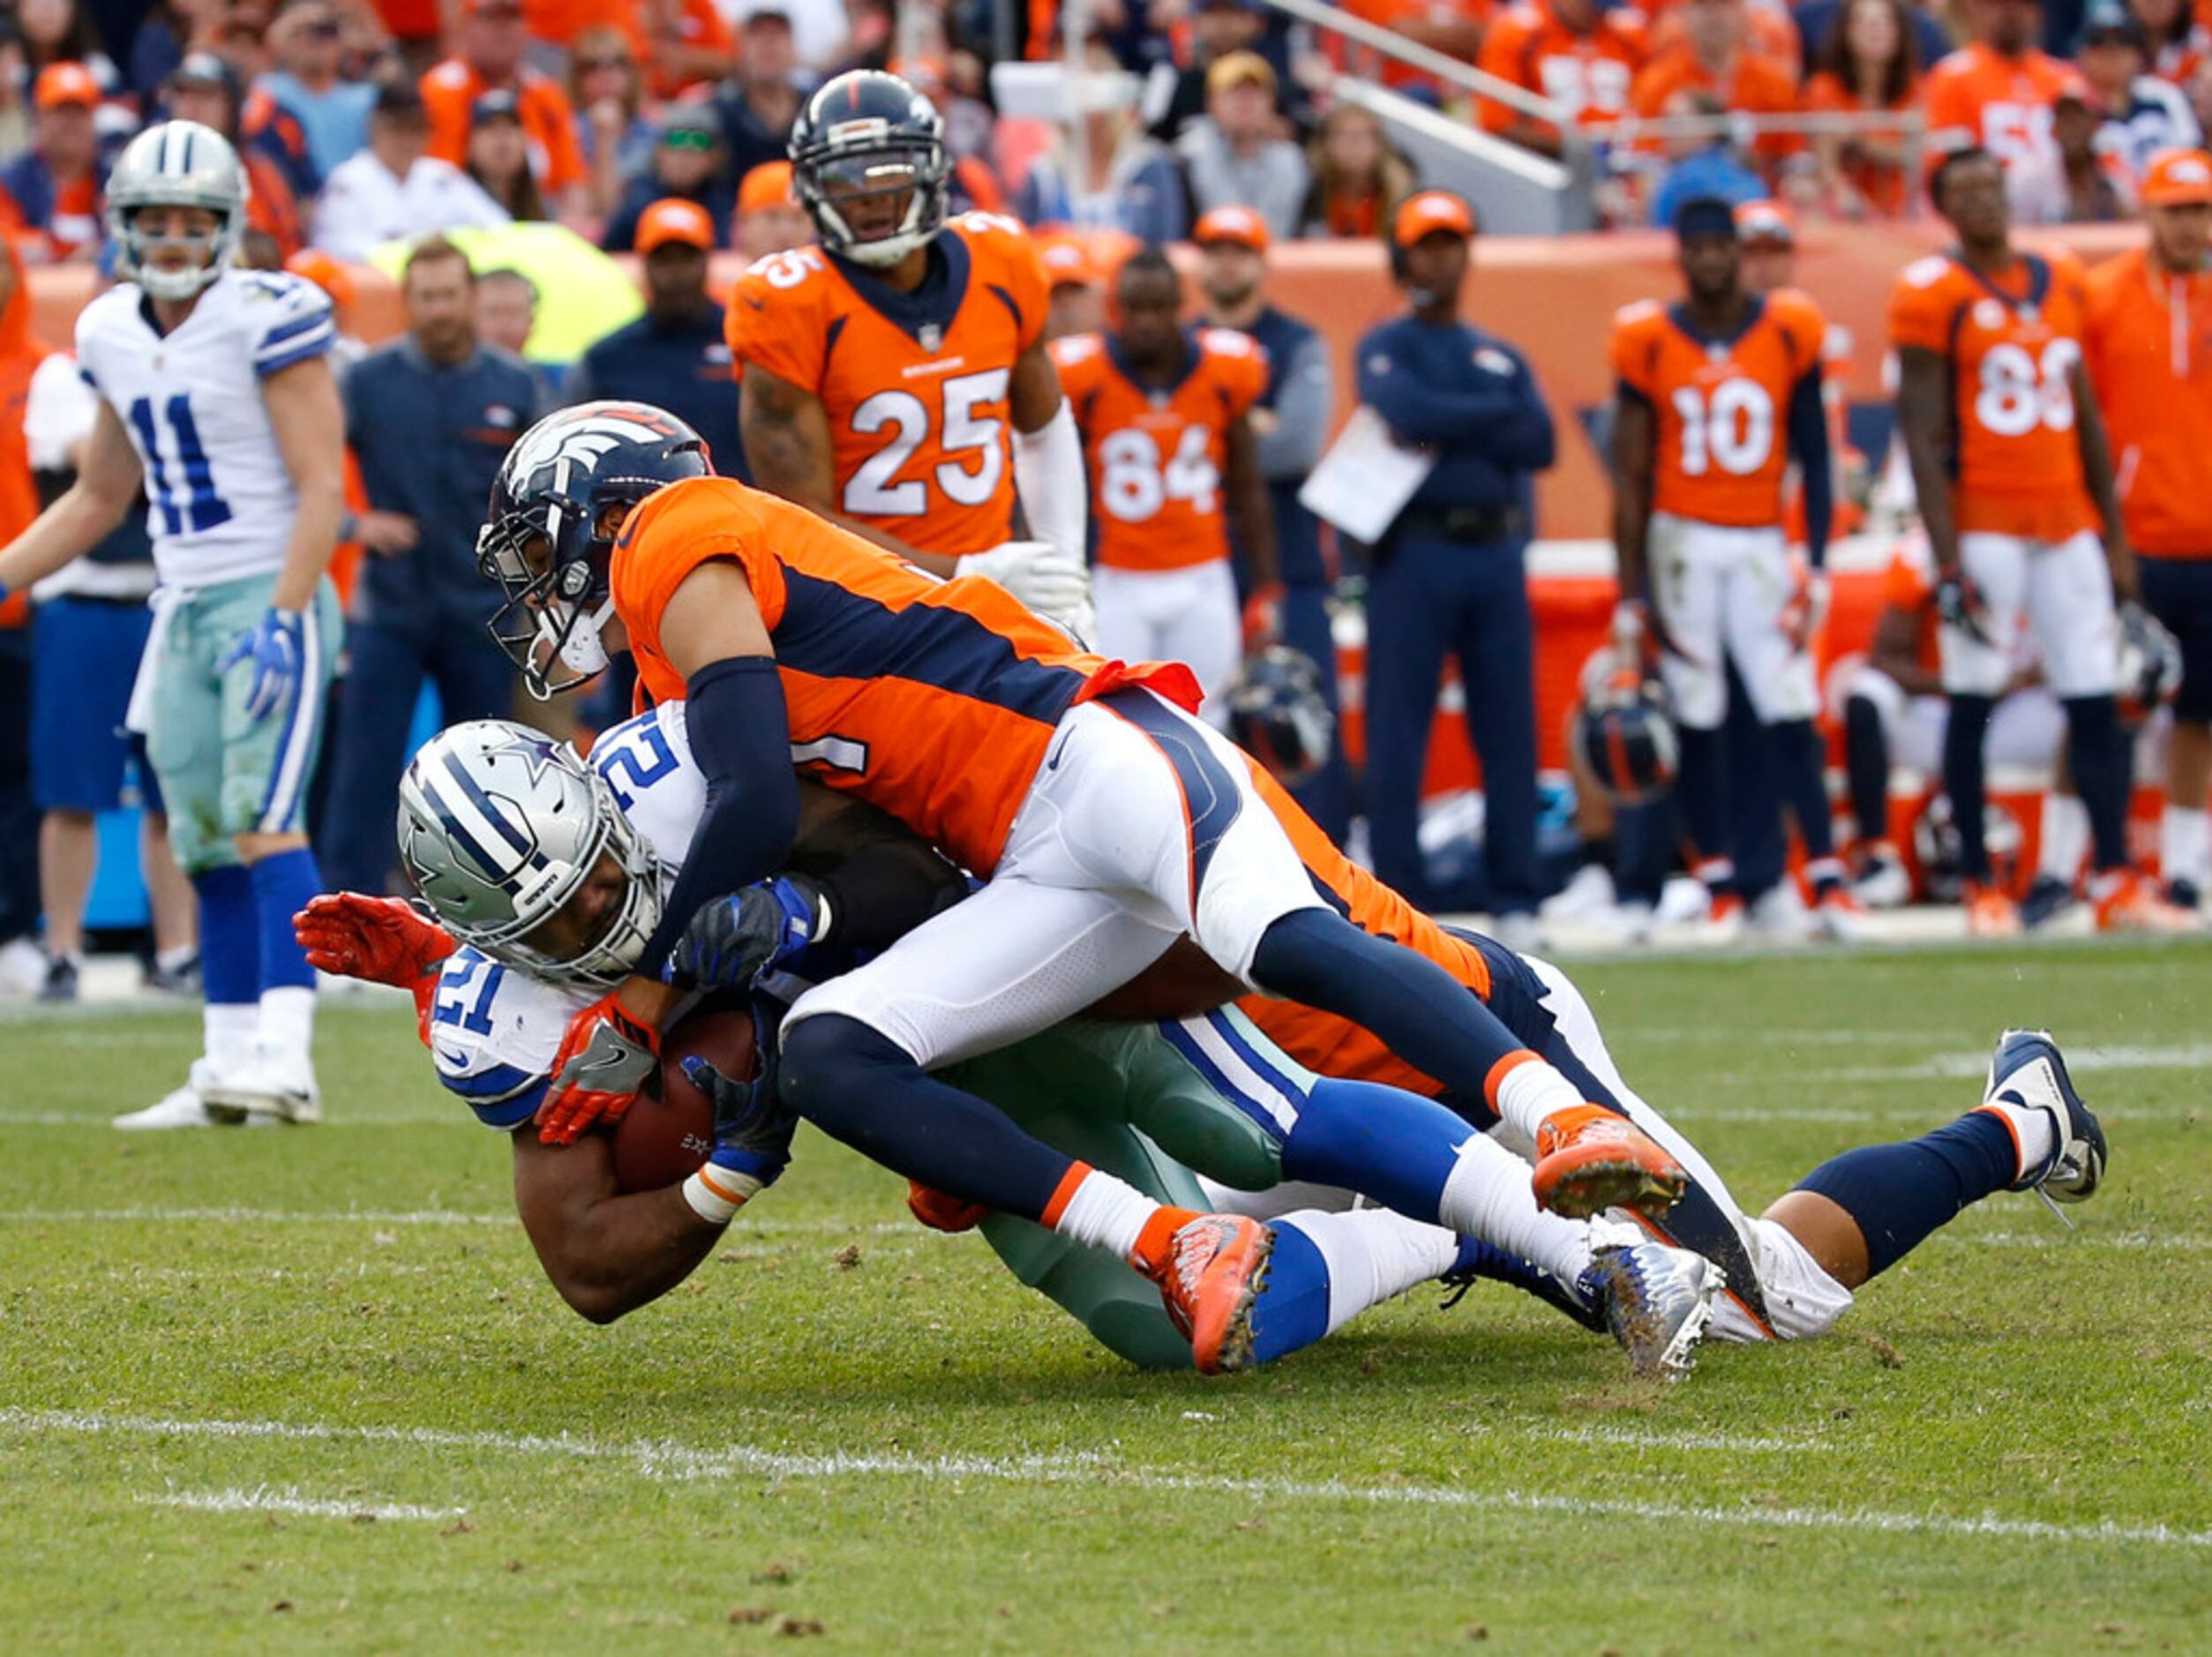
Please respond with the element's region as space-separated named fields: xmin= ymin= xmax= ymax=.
xmin=525 ymin=596 xmax=617 ymax=698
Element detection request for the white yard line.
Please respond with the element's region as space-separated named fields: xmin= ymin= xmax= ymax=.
xmin=1463 ymin=1421 xmax=1831 ymax=1454
xmin=146 ymin=1486 xmax=465 ymax=1522
xmin=7 ymin=1406 xmax=2205 ymax=1552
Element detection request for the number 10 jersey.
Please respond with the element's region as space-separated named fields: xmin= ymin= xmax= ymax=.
xmin=725 ymin=213 xmax=1050 ymax=560
xmin=75 ymin=266 xmax=336 ymax=589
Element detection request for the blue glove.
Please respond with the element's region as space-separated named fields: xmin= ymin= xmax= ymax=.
xmin=684 ymin=1044 xmax=796 ymax=1192
xmin=662 ymin=875 xmax=824 ymax=990
xmin=218 ymin=607 xmax=306 ymax=722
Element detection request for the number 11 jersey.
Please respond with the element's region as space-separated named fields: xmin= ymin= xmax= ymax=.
xmin=75 ymin=266 xmax=336 ymax=588
xmin=726 ymin=212 xmax=1050 ymax=560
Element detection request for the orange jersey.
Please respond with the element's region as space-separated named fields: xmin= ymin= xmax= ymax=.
xmin=1921 ymin=43 xmax=2073 ymax=169
xmin=1239 ymin=766 xmax=1494 ymax=1098
xmin=419 ymin=60 xmax=586 ymax=193
xmin=1609 ymin=289 xmax=1826 ymax=528
xmin=2082 ymin=247 xmax=2212 ymax=558
xmin=1888 ymin=250 xmax=2097 ymax=541
xmin=1629 ymin=48 xmax=1803 ymax=155
xmin=1476 ymin=2 xmax=1649 ymax=135
xmin=727 ymin=212 xmax=1050 ymax=560
xmin=610 ymin=475 xmax=1189 ymax=875
xmin=1802 ymin=71 xmax=1916 ymax=216
xmin=1050 ymin=327 xmax=1268 ymax=574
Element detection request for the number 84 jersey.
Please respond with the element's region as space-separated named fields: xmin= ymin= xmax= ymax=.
xmin=726 ymin=212 xmax=1050 ymax=559
xmin=1609 ymin=289 xmax=1827 ymax=530
xmin=75 ymin=267 xmax=336 ymax=588
xmin=1887 ymin=250 xmax=2096 ymax=543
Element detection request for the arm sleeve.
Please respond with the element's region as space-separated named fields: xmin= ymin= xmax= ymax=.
xmin=1009 ymin=398 xmax=1086 ymax=560
xmin=1788 ymin=364 xmax=1833 ymax=566
xmin=1256 ymin=332 xmax=1332 ymax=481
xmin=637 ymin=656 xmax=802 ymax=976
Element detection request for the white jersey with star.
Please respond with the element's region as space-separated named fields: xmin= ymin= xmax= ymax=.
xmin=73 ymin=266 xmax=334 ymax=589
xmin=430 ymin=702 xmax=708 ymax=1128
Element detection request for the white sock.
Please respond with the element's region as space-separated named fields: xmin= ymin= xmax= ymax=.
xmin=2038 ymin=793 xmax=2089 ymax=883
xmin=1976 ymin=1100 xmax=2058 ymax=1182
xmin=1437 ymin=1131 xmax=1594 ymax=1284
xmin=204 ymin=1003 xmax=258 ymax=1075
xmin=259 ymin=985 xmax=317 ymax=1066
xmin=1050 ymin=1169 xmax=1162 ymax=1262
xmin=1488 ymin=1056 xmax=1586 ymax=1145
xmin=2161 ymin=805 xmax=2210 ymax=890
xmin=1274 ymin=1209 xmax=1459 ymax=1336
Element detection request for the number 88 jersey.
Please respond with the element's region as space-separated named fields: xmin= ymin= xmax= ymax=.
xmin=726 ymin=212 xmax=1050 ymax=559
xmin=1887 ymin=250 xmax=2096 ymax=543
xmin=1608 ymin=289 xmax=1826 ymax=530
xmin=1049 ymin=327 xmax=1268 ymax=572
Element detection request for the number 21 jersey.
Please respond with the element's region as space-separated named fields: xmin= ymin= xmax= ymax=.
xmin=74 ymin=266 xmax=336 ymax=588
xmin=726 ymin=212 xmax=1050 ymax=559
xmin=1887 ymin=250 xmax=2096 ymax=542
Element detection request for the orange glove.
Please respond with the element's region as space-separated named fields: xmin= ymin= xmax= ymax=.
xmin=536 ymin=991 xmax=662 ymax=1144
xmin=906 ymin=1180 xmax=987 ymax=1233
xmin=294 ymin=892 xmax=456 ymax=1045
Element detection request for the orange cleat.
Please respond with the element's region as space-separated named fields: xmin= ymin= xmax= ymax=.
xmin=2094 ymin=870 xmax=2202 ymax=934
xmin=1963 ymin=881 xmax=2022 ymax=938
xmin=905 ymin=1180 xmax=987 ymax=1233
xmin=1143 ymin=1213 xmax=1273 ymax=1376
xmin=1532 ymin=1104 xmax=1688 ymax=1220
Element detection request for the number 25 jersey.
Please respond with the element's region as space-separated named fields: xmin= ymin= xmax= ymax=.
xmin=74 ymin=266 xmax=337 ymax=588
xmin=1050 ymin=327 xmax=1268 ymax=573
xmin=1887 ymin=250 xmax=2096 ymax=543
xmin=726 ymin=212 xmax=1051 ymax=560
xmin=1608 ymin=289 xmax=1826 ymax=529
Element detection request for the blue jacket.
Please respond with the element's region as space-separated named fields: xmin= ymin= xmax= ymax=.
xmin=1356 ymin=315 xmax=1555 ymax=521
xmin=569 ymin=303 xmax=748 ymax=484
xmin=601 ymin=172 xmax=736 ymax=253
xmin=342 ymin=339 xmax=548 ymax=634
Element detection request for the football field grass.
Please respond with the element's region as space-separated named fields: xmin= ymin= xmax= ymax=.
xmin=4 ymin=941 xmax=2210 ymax=1653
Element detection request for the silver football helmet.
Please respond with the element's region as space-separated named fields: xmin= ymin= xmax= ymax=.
xmin=105 ymin=120 xmax=250 ymax=301
xmin=396 ymin=720 xmax=664 ymax=987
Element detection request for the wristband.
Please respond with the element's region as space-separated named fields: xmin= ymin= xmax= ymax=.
xmin=681 ymin=1163 xmax=761 ymax=1226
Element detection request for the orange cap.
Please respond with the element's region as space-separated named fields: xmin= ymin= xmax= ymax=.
xmin=284 ymin=248 xmax=355 ymax=311
xmin=1037 ymin=235 xmax=1099 ymax=289
xmin=1194 ymin=205 xmax=1271 ymax=252
xmin=1391 ymin=190 xmax=1474 ymax=247
xmin=1734 ymin=198 xmax=1795 ymax=246
xmin=636 ymin=197 xmax=717 ymax=253
xmin=34 ymin=62 xmax=101 ymax=109
xmin=2142 ymin=146 xmax=2212 ymax=206
xmin=738 ymin=159 xmax=796 ymax=215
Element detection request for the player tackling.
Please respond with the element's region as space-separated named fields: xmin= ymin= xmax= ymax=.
xmin=0 ymin=120 xmax=343 ymax=1126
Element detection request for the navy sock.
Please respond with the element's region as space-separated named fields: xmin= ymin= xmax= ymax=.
xmin=248 ymin=846 xmax=322 ymax=993
xmin=1771 ymin=718 xmax=1839 ymax=862
xmin=193 ymin=866 xmax=259 ymax=1007
xmin=1614 ymin=799 xmax=1673 ymax=906
xmin=1793 ymin=1111 xmax=2017 ymax=1278
xmin=1674 ymin=724 xmax=1729 ymax=866
xmin=1248 ymin=911 xmax=1527 ymax=1110
xmin=777 ymin=1015 xmax=1077 ymax=1222
xmin=1280 ymin=1076 xmax=1473 ymax=1226
xmin=1248 ymin=1218 xmax=1333 ymax=1365
xmin=1942 ymin=694 xmax=1996 ymax=881
xmin=2063 ymin=695 xmax=2131 ymax=873
xmin=1843 ymin=694 xmax=1891 ymax=845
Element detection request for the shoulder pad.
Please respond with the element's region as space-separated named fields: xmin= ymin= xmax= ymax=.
xmin=1048 ymin=333 xmax=1103 ymax=365
xmin=1198 ymin=326 xmax=1260 ymax=358
xmin=1900 ymin=255 xmax=1953 ymax=290
xmin=953 ymin=210 xmax=1032 ymax=252
xmin=1612 ymin=298 xmax=1665 ymax=328
xmin=739 ymin=244 xmax=834 ymax=300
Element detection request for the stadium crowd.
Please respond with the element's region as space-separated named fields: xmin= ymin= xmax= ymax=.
xmin=0 ymin=0 xmax=2208 ymax=1024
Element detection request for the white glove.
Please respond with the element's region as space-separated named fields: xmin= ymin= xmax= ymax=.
xmin=956 ymin=540 xmax=1093 ymax=630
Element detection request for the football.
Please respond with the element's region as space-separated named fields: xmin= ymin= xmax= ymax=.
xmin=608 ymin=1007 xmax=758 ymax=1193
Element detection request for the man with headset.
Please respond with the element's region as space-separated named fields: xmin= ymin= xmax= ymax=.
xmin=1354 ymin=191 xmax=1556 ymax=944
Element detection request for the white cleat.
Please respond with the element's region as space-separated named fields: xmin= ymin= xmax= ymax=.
xmin=1541 ymin=864 xmax=1617 ymax=924
xmin=199 ymin=1047 xmax=321 ymax=1125
xmin=1578 ymin=1218 xmax=1722 ymax=1379
xmin=1853 ymin=851 xmax=1911 ymax=911
xmin=114 ymin=1061 xmax=277 ymax=1129
xmin=1747 ymin=881 xmax=1812 ymax=941
xmin=0 ymin=936 xmax=46 ymax=999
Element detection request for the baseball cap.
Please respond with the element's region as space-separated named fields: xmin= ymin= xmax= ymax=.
xmin=1194 ymin=205 xmax=1271 ymax=252
xmin=1734 ymin=198 xmax=1795 ymax=246
xmin=35 ymin=62 xmax=101 ymax=109
xmin=732 ymin=0 xmax=794 ymax=22
xmin=374 ymin=76 xmax=427 ymax=118
xmin=737 ymin=158 xmax=796 ymax=214
xmin=2054 ymin=71 xmax=2104 ymax=113
xmin=1391 ymin=189 xmax=1475 ymax=247
xmin=1038 ymin=236 xmax=1099 ymax=290
xmin=1205 ymin=50 xmax=1276 ymax=97
xmin=470 ymin=87 xmax=522 ymax=125
xmin=165 ymin=51 xmax=240 ymax=97
xmin=637 ymin=197 xmax=717 ymax=254
xmin=2077 ymin=0 xmax=2144 ymax=46
xmin=1672 ymin=194 xmax=1739 ymax=240
xmin=2143 ymin=146 xmax=2212 ymax=205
